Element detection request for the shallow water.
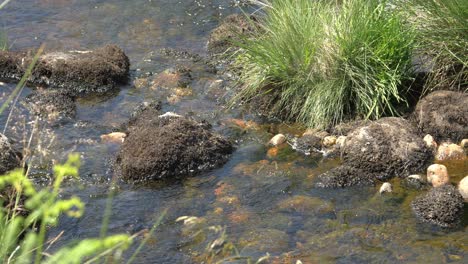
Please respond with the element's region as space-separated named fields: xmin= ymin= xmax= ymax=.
xmin=1 ymin=1 xmax=467 ymax=263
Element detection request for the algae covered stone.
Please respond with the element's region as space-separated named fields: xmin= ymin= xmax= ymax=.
xmin=117 ymin=108 xmax=234 ymax=182
xmin=411 ymin=185 xmax=464 ymax=228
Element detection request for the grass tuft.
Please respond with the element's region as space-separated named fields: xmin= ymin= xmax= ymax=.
xmin=401 ymin=0 xmax=467 ymax=92
xmin=234 ymin=0 xmax=416 ymax=128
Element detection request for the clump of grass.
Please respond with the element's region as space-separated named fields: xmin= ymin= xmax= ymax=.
xmin=401 ymin=0 xmax=467 ymax=91
xmin=0 ymin=154 xmax=133 ymax=263
xmin=234 ymin=0 xmax=416 ymax=128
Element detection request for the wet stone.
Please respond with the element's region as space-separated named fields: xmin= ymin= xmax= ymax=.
xmin=291 ymin=134 xmax=322 ymax=156
xmin=411 ymin=185 xmax=464 ymax=228
xmin=151 ymin=66 xmax=192 ymax=89
xmin=458 ymin=176 xmax=468 ymax=200
xmin=435 ymin=143 xmax=466 ymax=161
xmin=427 ymin=164 xmax=450 ymax=188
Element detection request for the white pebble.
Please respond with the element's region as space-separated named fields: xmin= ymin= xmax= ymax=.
xmin=379 ymin=182 xmax=392 ymax=194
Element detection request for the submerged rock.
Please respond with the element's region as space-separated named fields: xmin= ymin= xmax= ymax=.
xmin=207 ymin=14 xmax=257 ymax=55
xmin=116 ymin=108 xmax=234 ymax=182
xmin=101 ymin=132 xmax=126 ymax=143
xmin=411 ymin=185 xmax=464 ymax=228
xmin=315 ymin=118 xmax=432 ymax=188
xmin=0 ymin=45 xmax=130 ymax=94
xmin=315 ymin=165 xmax=375 ymax=188
xmin=151 ymin=66 xmax=192 ymax=89
xmin=290 ymin=134 xmax=322 ymax=156
xmin=268 ymin=134 xmax=286 ymax=146
xmin=412 ymin=90 xmax=468 ymax=142
xmin=24 ymin=89 xmax=76 ymax=121
xmin=0 ymin=134 xmax=21 ymax=174
xmin=403 ymin=175 xmax=426 ymax=190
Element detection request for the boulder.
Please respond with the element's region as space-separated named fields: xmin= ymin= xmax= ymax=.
xmin=412 ymin=90 xmax=468 ymax=142
xmin=315 ymin=118 xmax=433 ymax=188
xmin=0 ymin=134 xmax=21 ymax=174
xmin=411 ymin=185 xmax=464 ymax=228
xmin=0 ymin=45 xmax=130 ymax=94
xmin=116 ymin=108 xmax=233 ymax=182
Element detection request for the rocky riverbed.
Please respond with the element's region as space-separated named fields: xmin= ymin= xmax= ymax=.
xmin=0 ymin=1 xmax=467 ymax=263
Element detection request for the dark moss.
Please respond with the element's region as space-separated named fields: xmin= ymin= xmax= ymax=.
xmin=314 ymin=165 xmax=375 ymax=188
xmin=0 ymin=45 xmax=130 ymax=95
xmin=342 ymin=118 xmax=432 ymax=181
xmin=411 ymin=185 xmax=464 ymax=228
xmin=117 ymin=108 xmax=234 ymax=182
xmin=411 ymin=90 xmax=468 ymax=142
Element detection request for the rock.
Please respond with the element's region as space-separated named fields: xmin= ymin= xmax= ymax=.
xmin=315 ymin=165 xmax=375 ymax=188
xmin=116 ymin=108 xmax=234 ymax=182
xmin=101 ymin=132 xmax=126 ymax=143
xmin=0 ymin=134 xmax=21 ymax=174
xmin=427 ymin=164 xmax=450 ymax=188
xmin=411 ymin=185 xmax=464 ymax=228
xmin=207 ymin=14 xmax=257 ymax=55
xmin=423 ymin=134 xmax=437 ymax=150
xmin=268 ymin=134 xmax=286 ymax=146
xmin=336 ymin=136 xmax=346 ymax=148
xmin=322 ymin=136 xmax=337 ymax=148
xmin=403 ymin=175 xmax=426 ymax=190
xmin=0 ymin=45 xmax=130 ymax=94
xmin=315 ymin=118 xmax=433 ymax=188
xmin=291 ymin=134 xmax=322 ymax=156
xmin=460 ymin=139 xmax=468 ymax=154
xmin=23 ymin=89 xmax=76 ymax=121
xmin=302 ymin=129 xmax=329 ymax=139
xmin=412 ymin=90 xmax=468 ymax=142
xmin=151 ymin=66 xmax=192 ymax=89
xmin=458 ymin=176 xmax=468 ymax=200
xmin=435 ymin=143 xmax=465 ymax=161
xmin=379 ymin=182 xmax=392 ymax=194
